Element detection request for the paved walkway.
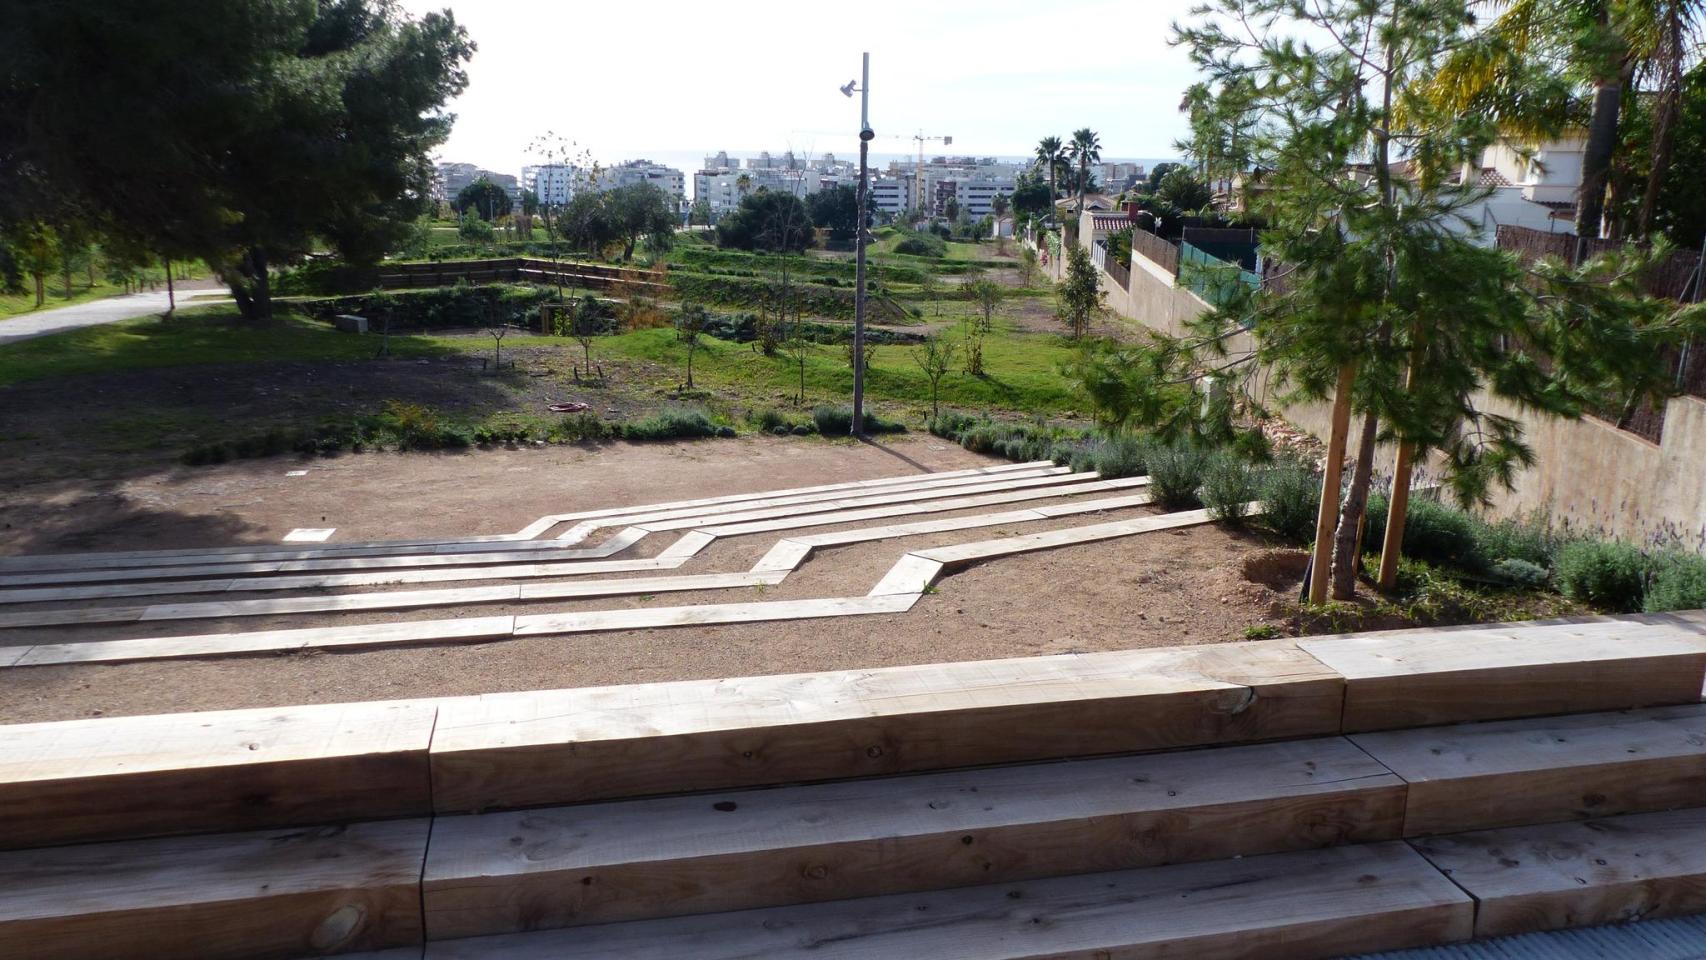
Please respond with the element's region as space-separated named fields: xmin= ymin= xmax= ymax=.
xmin=0 ymin=288 xmax=232 ymax=347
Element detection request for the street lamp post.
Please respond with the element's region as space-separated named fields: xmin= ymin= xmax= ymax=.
xmin=846 ymin=53 xmax=873 ymax=437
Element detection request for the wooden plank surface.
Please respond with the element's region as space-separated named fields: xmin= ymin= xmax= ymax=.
xmin=16 ymin=615 xmax=518 ymax=667
xmin=1 ymin=555 xmax=685 ymax=608
xmin=866 ymin=554 xmax=944 ymax=596
xmin=420 ymin=842 xmax=1470 ymax=960
xmin=1412 ymin=807 xmax=1706 ymax=938
xmin=915 ymin=508 xmax=1216 ymax=566
xmin=554 ymin=465 xmax=1067 ymax=542
xmin=0 ymin=699 xmax=438 ymax=848
xmin=635 ymin=471 xmax=1094 ymax=534
xmin=1300 ymin=614 xmax=1706 ymax=731
xmin=1352 ymin=703 xmax=1706 ymax=835
xmin=0 ymin=819 xmax=430 ymax=960
xmin=427 ymin=639 xmax=1344 ymax=812
xmin=510 ymin=594 xmax=920 ymax=638
xmin=697 ymin=476 xmax=1141 ymax=538
xmin=420 ymin=737 xmax=1405 ymax=937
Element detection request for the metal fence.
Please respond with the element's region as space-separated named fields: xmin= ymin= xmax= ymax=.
xmin=1179 ymin=241 xmax=1261 ymax=308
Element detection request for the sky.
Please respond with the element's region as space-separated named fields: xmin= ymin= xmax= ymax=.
xmin=394 ymin=0 xmax=1205 ymax=175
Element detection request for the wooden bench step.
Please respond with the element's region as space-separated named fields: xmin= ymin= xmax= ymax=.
xmin=0 ymin=819 xmax=431 ymax=960
xmin=0 ymin=700 xmax=438 ymax=849
xmin=1298 ymin=612 xmax=1706 ymax=731
xmin=419 ymin=736 xmax=1405 ymax=937
xmin=414 ymin=842 xmax=1471 ymax=959
xmin=425 ymin=639 xmax=1344 ymax=812
xmin=1352 ymin=702 xmax=1706 ymax=836
xmin=1412 ymin=806 xmax=1706 ymax=939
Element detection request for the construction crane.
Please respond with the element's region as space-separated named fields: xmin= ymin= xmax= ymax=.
xmin=910 ymin=132 xmax=952 ymax=216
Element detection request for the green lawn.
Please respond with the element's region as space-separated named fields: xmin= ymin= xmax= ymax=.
xmin=0 ymin=305 xmax=447 ymax=387
xmin=0 ymin=279 xmax=127 ymax=320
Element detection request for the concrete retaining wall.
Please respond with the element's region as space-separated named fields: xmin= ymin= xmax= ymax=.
xmin=1096 ymin=227 xmax=1706 ymax=552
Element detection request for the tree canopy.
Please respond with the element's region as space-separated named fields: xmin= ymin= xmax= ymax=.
xmin=0 ymin=0 xmax=474 ymax=320
xmin=807 ymin=185 xmax=860 ymax=242
xmin=715 ymin=190 xmax=815 ymax=253
xmin=455 ymin=178 xmax=510 ymax=220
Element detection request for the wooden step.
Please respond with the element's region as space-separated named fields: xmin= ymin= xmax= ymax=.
xmin=425 ymin=639 xmax=1344 ymax=813
xmin=0 ymin=819 xmax=431 ymax=960
xmin=1412 ymin=806 xmax=1706 ymax=939
xmin=419 ymin=736 xmax=1405 ymax=938
xmin=413 ymin=842 xmax=1471 ymax=959
xmin=0 ymin=700 xmax=437 ymax=849
xmin=1352 ymin=703 xmax=1706 ymax=836
xmin=1298 ymin=612 xmax=1706 ymax=731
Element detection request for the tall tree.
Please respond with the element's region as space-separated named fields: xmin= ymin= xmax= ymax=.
xmin=1418 ymin=0 xmax=1704 ymax=240
xmin=806 ymin=185 xmax=861 ymax=242
xmin=1034 ymin=136 xmax=1066 ymax=215
xmin=455 ymin=178 xmax=510 ymax=221
xmin=1134 ymin=0 xmax=1706 ymax=602
xmin=606 ymin=182 xmax=676 ymax=261
xmin=1067 ymin=128 xmax=1102 ymax=217
xmin=1 ymin=0 xmax=473 ymax=321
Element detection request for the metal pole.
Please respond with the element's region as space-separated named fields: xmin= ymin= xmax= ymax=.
xmin=851 ymin=52 xmax=871 ymax=437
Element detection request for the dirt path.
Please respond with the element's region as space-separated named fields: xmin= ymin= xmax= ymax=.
xmin=0 ymin=435 xmax=1302 ymax=722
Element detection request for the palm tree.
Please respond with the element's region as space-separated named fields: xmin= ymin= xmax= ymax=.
xmin=735 ymin=173 xmax=752 ymax=199
xmin=1417 ymin=0 xmax=1703 ymax=239
xmin=1034 ymin=136 xmax=1065 ymax=219
xmin=1067 ymin=128 xmax=1102 ymax=218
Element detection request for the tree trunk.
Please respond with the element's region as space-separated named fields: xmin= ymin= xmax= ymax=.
xmin=1638 ymin=8 xmax=1685 ymax=238
xmin=32 ymin=272 xmax=44 ymax=307
xmin=1330 ymin=409 xmax=1381 ymax=600
xmin=1377 ymin=439 xmax=1416 ymax=590
xmin=163 ymin=256 xmax=175 ymax=316
xmin=1576 ymin=72 xmax=1625 ymax=240
xmin=1307 ymin=364 xmax=1357 ymax=604
xmin=250 ymin=248 xmax=272 ymax=322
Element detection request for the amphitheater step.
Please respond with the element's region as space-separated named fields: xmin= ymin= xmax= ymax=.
xmin=419 ymin=736 xmax=1406 ymax=938
xmin=1298 ymin=612 xmax=1706 ymax=731
xmin=0 ymin=819 xmax=431 ymax=960
xmin=1412 ymin=806 xmax=1706 ymax=939
xmin=1352 ymin=702 xmax=1706 ymax=836
xmin=413 ymin=842 xmax=1472 ymax=959
xmin=0 ymin=699 xmax=438 ymax=849
xmin=425 ymin=639 xmax=1345 ymax=812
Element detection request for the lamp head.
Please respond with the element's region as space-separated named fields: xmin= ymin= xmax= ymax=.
xmin=840 ymin=80 xmax=857 ymax=98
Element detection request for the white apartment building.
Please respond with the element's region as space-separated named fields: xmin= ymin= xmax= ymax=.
xmin=692 ymin=167 xmax=817 ymax=218
xmin=606 ymin=159 xmax=688 ymax=206
xmin=955 ymin=177 xmax=1016 ymax=219
xmin=527 ymin=163 xmax=582 ymax=206
xmin=435 ymin=162 xmax=518 ymax=203
xmin=869 ymin=177 xmax=913 ymax=215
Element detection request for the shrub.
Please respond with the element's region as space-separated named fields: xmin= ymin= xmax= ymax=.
xmin=811 ymin=404 xmax=905 ymax=435
xmin=1076 ymin=436 xmax=1147 ymax=479
xmin=1200 ymin=452 xmax=1260 ymax=524
xmin=1476 ymin=513 xmax=1562 ymax=568
xmin=1490 ymin=558 xmax=1551 ymax=589
xmin=620 ymin=408 xmax=720 ymax=442
xmin=1259 ymin=461 xmax=1321 ymax=544
xmin=1363 ymin=496 xmax=1486 ymax=571
xmin=1554 ymin=539 xmax=1649 ymax=612
xmin=895 ymin=232 xmax=947 ymax=257
xmin=1644 ymin=552 xmax=1706 ymax=613
xmin=1146 ymin=441 xmax=1208 ymax=509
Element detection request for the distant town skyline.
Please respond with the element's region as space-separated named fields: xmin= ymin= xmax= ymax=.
xmin=394 ymin=0 xmax=1203 ymax=176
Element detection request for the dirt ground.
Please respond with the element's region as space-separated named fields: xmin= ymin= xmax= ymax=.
xmin=0 ymin=435 xmax=1303 ymax=723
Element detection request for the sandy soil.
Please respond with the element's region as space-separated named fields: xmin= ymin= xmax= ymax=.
xmin=0 ymin=435 xmax=1301 ymax=723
